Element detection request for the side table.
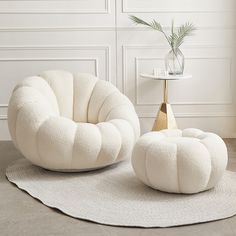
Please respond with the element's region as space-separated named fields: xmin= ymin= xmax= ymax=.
xmin=140 ymin=73 xmax=192 ymax=131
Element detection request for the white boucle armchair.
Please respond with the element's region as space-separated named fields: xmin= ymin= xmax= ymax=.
xmin=8 ymin=70 xmax=140 ymax=171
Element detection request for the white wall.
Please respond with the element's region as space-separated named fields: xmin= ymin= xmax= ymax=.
xmin=0 ymin=0 xmax=236 ymax=140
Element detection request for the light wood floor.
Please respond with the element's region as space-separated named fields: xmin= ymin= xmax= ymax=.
xmin=0 ymin=140 xmax=236 ymax=236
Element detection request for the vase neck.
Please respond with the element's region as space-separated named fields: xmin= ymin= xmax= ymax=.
xmin=171 ymin=47 xmax=180 ymax=53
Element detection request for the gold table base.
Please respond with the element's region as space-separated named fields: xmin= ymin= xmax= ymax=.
xmin=152 ymin=102 xmax=177 ymax=131
xmin=152 ymin=80 xmax=178 ymax=131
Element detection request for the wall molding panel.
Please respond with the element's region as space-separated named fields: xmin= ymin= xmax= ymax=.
xmin=134 ymin=56 xmax=233 ymax=106
xmin=0 ymin=104 xmax=7 ymax=120
xmin=0 ymin=44 xmax=111 ymax=81
xmin=0 ymin=115 xmax=7 ymax=120
xmin=0 ymin=0 xmax=235 ymax=139
xmin=122 ymin=0 xmax=235 ymax=13
xmin=122 ymin=44 xmax=233 ymax=101
xmin=138 ymin=112 xmax=236 ymax=119
xmin=0 ymin=26 xmax=235 ymax=33
xmin=120 ymin=43 xmax=235 ymax=136
xmin=0 ymin=0 xmax=110 ymax=14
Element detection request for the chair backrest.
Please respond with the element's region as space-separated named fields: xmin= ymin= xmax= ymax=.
xmin=39 ymin=70 xmax=132 ymax=124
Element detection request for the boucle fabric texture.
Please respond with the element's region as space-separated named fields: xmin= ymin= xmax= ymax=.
xmin=8 ymin=70 xmax=140 ymax=171
xmin=132 ymin=128 xmax=228 ymax=194
xmin=6 ymin=158 xmax=236 ymax=228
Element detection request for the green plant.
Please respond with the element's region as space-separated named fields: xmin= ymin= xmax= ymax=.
xmin=129 ymin=15 xmax=196 ymax=51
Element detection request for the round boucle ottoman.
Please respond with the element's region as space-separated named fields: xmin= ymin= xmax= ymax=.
xmin=132 ymin=128 xmax=228 ymax=194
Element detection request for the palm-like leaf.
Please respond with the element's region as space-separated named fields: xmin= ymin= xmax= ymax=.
xmin=129 ymin=15 xmax=163 ymax=32
xmin=129 ymin=15 xmax=171 ymax=46
xmin=150 ymin=19 xmax=163 ymax=32
xmin=129 ymin=15 xmax=196 ymax=50
xmin=169 ymin=32 xmax=178 ymax=49
xmin=174 ymin=22 xmax=196 ymax=49
xmin=129 ymin=15 xmax=151 ymax=27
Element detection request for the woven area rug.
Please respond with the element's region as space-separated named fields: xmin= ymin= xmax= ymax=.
xmin=6 ymin=158 xmax=236 ymax=228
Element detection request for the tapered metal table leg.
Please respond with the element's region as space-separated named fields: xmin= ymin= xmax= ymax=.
xmin=152 ymin=80 xmax=177 ymax=131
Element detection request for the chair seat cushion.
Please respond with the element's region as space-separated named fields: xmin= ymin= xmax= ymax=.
xmin=132 ymin=128 xmax=228 ymax=194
